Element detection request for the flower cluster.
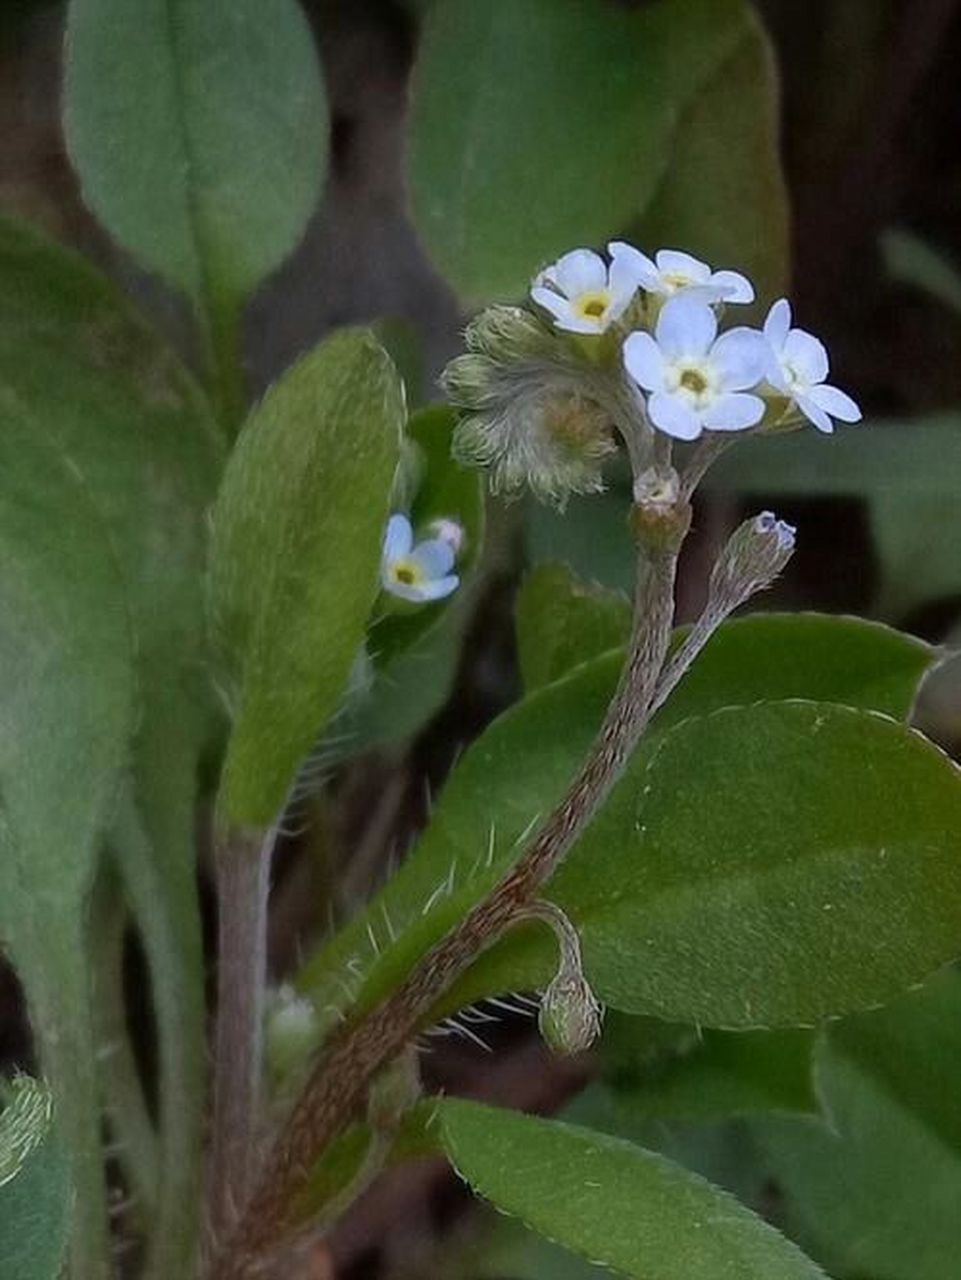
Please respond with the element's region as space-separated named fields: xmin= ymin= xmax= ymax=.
xmin=443 ymin=241 xmax=862 ymax=504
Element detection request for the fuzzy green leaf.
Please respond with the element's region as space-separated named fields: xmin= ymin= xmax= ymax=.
xmin=436 ymin=1100 xmax=826 ymax=1279
xmin=408 ymin=0 xmax=765 ymax=303
xmin=210 ymin=329 xmax=404 ymax=825
xmin=294 ymin=614 xmax=934 ymax=1038
xmin=64 ymin=0 xmax=327 ymax=304
xmin=0 ymin=1079 xmax=69 ymax=1280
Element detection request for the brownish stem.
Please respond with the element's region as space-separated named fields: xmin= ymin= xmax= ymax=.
xmin=209 ymin=516 xmax=686 ymax=1278
xmin=208 ymin=824 xmax=275 ymax=1242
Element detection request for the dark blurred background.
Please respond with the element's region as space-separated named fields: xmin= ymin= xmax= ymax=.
xmin=2 ymin=1 xmax=961 ymax=1275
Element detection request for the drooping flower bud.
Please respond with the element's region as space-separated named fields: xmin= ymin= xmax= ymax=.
xmin=539 ymin=967 xmax=604 ymax=1057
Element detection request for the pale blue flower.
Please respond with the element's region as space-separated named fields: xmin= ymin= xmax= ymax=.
xmin=763 ymin=299 xmax=862 ymax=433
xmin=622 ymin=295 xmax=769 ymax=440
xmin=381 ymin=514 xmax=459 ymax=603
xmin=531 ymin=248 xmax=640 ymax=334
xmin=610 ymin=243 xmax=754 ymax=305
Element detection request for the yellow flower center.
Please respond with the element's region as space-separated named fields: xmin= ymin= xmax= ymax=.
xmin=574 ymin=291 xmax=610 ymax=321
xmin=680 ymin=368 xmax=708 ymax=395
xmin=391 ymin=560 xmax=423 ymax=586
xmin=663 ymin=272 xmax=695 ymax=291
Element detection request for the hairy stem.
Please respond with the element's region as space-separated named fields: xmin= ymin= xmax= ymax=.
xmin=211 ymin=509 xmax=686 ymax=1278
xmin=208 ymin=824 xmax=276 ymax=1241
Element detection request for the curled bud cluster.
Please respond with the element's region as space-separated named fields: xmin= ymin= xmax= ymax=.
xmin=441 ymin=242 xmax=862 ymax=506
xmin=443 ymin=306 xmax=616 ymax=504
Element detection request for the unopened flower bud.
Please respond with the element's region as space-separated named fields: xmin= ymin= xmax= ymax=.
xmin=709 ymin=510 xmax=796 ymax=608
xmin=539 ymin=968 xmax=604 ymax=1057
xmin=428 ymin=517 xmax=465 ymax=555
xmin=465 ymin=304 xmax=557 ymax=363
xmin=368 ymin=1047 xmax=421 ymax=1133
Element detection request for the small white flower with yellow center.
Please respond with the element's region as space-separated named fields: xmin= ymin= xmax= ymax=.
xmin=530 ymin=248 xmax=640 ymax=334
xmin=623 ymin=295 xmax=768 ymax=440
xmin=610 ymin=242 xmax=754 ymax=305
xmin=381 ymin=514 xmax=459 ymax=603
xmin=763 ymin=299 xmax=862 ymax=433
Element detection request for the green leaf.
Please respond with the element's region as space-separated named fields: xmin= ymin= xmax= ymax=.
xmin=0 ymin=214 xmax=221 ymax=1276
xmin=881 ymin=227 xmax=961 ymax=317
xmin=632 ymin=4 xmax=788 ymax=306
xmin=526 ymin=486 xmax=636 ymax=595
xmin=64 ymin=0 xmax=327 ymax=306
xmin=408 ymin=0 xmax=766 ymax=303
xmin=210 ymin=329 xmax=404 ymax=825
xmin=0 ymin=423 xmax=136 ymax=1278
xmin=295 ymin=613 xmax=934 ymax=1036
xmin=0 ymin=1079 xmax=69 ymax=1280
xmin=750 ymin=969 xmax=961 ymax=1280
xmin=436 ymin=1100 xmax=827 ymax=1278
xmin=516 ymin=562 xmax=630 ymax=692
xmin=870 ymin=491 xmax=961 ymax=616
xmin=553 ymin=701 xmax=961 ymax=1025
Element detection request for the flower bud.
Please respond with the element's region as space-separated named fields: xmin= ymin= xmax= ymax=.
xmin=709 ymin=510 xmax=796 ymax=608
xmin=265 ymin=984 xmax=319 ymax=1087
xmin=465 ymin=304 xmax=557 ymax=364
xmin=428 ymin=517 xmax=465 ymax=555
xmin=368 ymin=1048 xmax=421 ymax=1133
xmin=539 ymin=968 xmax=604 ymax=1057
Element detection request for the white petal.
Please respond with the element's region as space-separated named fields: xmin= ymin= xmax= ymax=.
xmin=609 ymin=241 xmax=660 ymax=291
xmin=763 ymin=298 xmax=792 ymax=350
xmin=550 ymin=312 xmax=606 ymax=335
xmin=383 ymin=514 xmax=412 ymax=561
xmin=711 ymin=326 xmax=769 ymax=390
xmin=806 ymin=382 xmax=862 ymax=423
xmin=622 ymin=331 xmax=667 ymax=391
xmin=414 ymin=574 xmax=459 ymax=602
xmin=710 ymin=269 xmax=754 ymax=303
xmin=783 ymin=328 xmax=829 ymax=384
xmin=655 ymin=248 xmax=711 ymax=284
xmin=409 ymin=539 xmax=456 ymax=578
xmin=530 ymin=285 xmax=574 ymax=324
xmin=552 ymin=249 xmax=607 ymax=297
xmin=795 ymin=394 xmax=834 ymax=434
xmin=384 ymin=577 xmax=428 ymax=602
xmin=701 ymin=392 xmax=765 ymax=432
xmin=648 ymin=391 xmax=702 ymax=440
xmin=656 ymin=294 xmax=717 ymax=357
xmin=607 ymin=247 xmax=645 ymax=310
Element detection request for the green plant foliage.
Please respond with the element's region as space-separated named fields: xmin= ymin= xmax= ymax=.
xmin=707 ymin=414 xmax=961 ymax=614
xmin=408 ymin=0 xmax=777 ymax=303
xmin=0 ymin=215 xmax=222 ymax=1276
xmin=881 ymin=227 xmax=961 ymax=316
xmin=750 ymin=969 xmax=961 ymax=1280
xmin=209 ymin=329 xmax=404 ymax=825
xmin=527 ymin=486 xmax=637 ymax=595
xmin=295 ymin=614 xmax=935 ymax=1038
xmin=64 ymin=0 xmax=327 ymax=306
xmin=516 ymin=562 xmax=630 ymax=691
xmin=0 ymin=1079 xmax=69 ymax=1280
xmin=631 ymin=3 xmax=788 ymax=305
xmin=435 ymin=1100 xmax=827 ymax=1278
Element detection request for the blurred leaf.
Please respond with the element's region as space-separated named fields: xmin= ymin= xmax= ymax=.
xmin=526 ymin=486 xmax=636 ymax=594
xmin=0 ymin=214 xmax=221 ymax=1275
xmin=707 ymin=415 xmax=961 ymax=496
xmin=210 ymin=329 xmax=404 ymax=825
xmin=370 ymin=404 xmax=484 ymax=668
xmin=0 ymin=422 xmax=136 ymax=1276
xmin=0 ymin=1079 xmax=69 ymax=1280
xmin=751 ymin=969 xmax=961 ymax=1280
xmin=408 ymin=0 xmax=765 ymax=303
xmin=436 ymin=1100 xmax=826 ymax=1278
xmin=295 ymin=614 xmax=934 ymax=1036
xmin=707 ymin=416 xmax=961 ymax=613
xmin=64 ymin=0 xmax=327 ymax=305
xmin=516 ymin=562 xmax=630 ymax=691
xmin=881 ymin=228 xmax=961 ymax=316
xmin=632 ymin=3 xmax=789 ymax=305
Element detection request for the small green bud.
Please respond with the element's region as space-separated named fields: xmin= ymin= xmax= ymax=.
xmin=465 ymin=304 xmax=556 ymax=364
xmin=539 ymin=968 xmax=604 ymax=1057
xmin=265 ymin=984 xmax=319 ymax=1087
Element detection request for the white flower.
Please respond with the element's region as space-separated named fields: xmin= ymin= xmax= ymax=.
xmin=609 ymin=242 xmax=754 ymax=305
xmin=622 ymin=295 xmax=768 ymax=440
xmin=531 ymin=248 xmax=639 ymax=334
xmin=763 ymin=299 xmax=862 ymax=433
xmin=381 ymin=514 xmax=459 ymax=603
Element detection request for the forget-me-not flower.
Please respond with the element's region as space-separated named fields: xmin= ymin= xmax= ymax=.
xmin=381 ymin=514 xmax=459 ymax=603
xmin=531 ymin=248 xmax=640 ymax=335
xmin=763 ymin=299 xmax=862 ymax=433
xmin=610 ymin=243 xmax=754 ymax=305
